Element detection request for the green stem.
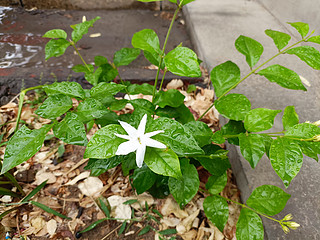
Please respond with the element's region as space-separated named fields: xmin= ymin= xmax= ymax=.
xmin=14 ymin=85 xmax=44 ymax=132
xmin=152 ymin=6 xmax=181 ymax=103
xmin=159 ymin=69 xmax=168 ymax=91
xmin=197 ymin=38 xmax=307 ymax=121
xmin=70 ymin=41 xmax=91 ymax=72
xmin=117 ymin=71 xmax=132 ymax=100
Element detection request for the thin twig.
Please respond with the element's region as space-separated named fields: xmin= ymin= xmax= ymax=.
xmin=65 ymin=158 xmax=89 ymax=175
xmin=100 ymin=224 xmax=122 ymax=240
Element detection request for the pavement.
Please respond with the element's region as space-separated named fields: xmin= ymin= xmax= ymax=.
xmin=0 ymin=1 xmax=319 ymax=239
xmin=184 ymin=0 xmax=320 ymax=239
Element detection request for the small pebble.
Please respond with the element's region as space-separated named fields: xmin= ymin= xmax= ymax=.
xmin=75 ymin=231 xmax=82 ymax=238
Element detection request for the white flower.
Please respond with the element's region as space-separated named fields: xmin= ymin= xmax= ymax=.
xmin=115 ymin=114 xmax=166 ymax=168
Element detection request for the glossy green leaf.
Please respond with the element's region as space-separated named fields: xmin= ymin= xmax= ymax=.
xmin=285 ymin=122 xmax=320 ymax=139
xmin=138 ymin=226 xmax=151 ymax=236
xmin=223 ymin=120 xmax=246 ymax=145
xmin=94 ymin=55 xmax=108 ymax=66
xmin=84 ymin=156 xmax=123 ymax=176
xmin=143 ymin=50 xmax=164 ymax=69
xmin=205 ymin=171 xmax=227 ymax=195
xmin=195 ymin=150 xmax=231 ymax=176
xmin=72 ymin=64 xmax=94 ymax=74
xmin=154 ymin=89 xmax=185 ymax=108
xmin=121 ymin=153 xmax=136 ymax=176
xmin=109 ymin=99 xmax=128 ymax=111
xmin=1 ymin=124 xmax=52 ymax=174
xmin=148 ymin=175 xmax=169 ymax=199
xmin=210 ymin=61 xmax=241 ymax=98
xmin=144 ymin=148 xmax=182 ymax=178
xmin=168 ymin=158 xmax=199 ymax=208
xmin=236 ymin=208 xmax=264 ymax=240
xmin=53 ymin=113 xmax=88 ymax=146
xmin=211 ymin=130 xmax=225 ymax=144
xmin=155 ymin=104 xmax=194 ymax=124
xmin=282 ymin=106 xmax=299 ymax=131
xmin=95 ymin=110 xmax=119 ymax=127
xmin=123 ymin=199 xmax=138 ymax=205
xmin=235 ymin=35 xmax=264 ymax=68
xmin=132 ymin=164 xmax=157 ymax=194
xmin=127 ymin=83 xmax=153 ymax=95
xmin=30 ymin=201 xmax=70 ymax=219
xmin=180 ymin=0 xmax=195 ymax=5
xmin=298 ymin=141 xmax=320 ymax=161
xmin=239 ymin=133 xmax=265 ymax=168
xmin=246 ymin=185 xmax=291 ymax=215
xmin=43 ymin=29 xmax=67 ymax=39
xmin=258 ymin=64 xmax=307 ymax=91
xmin=187 ymin=84 xmax=197 ymax=93
xmin=114 ymin=48 xmax=141 ymax=67
xmin=286 ymin=46 xmax=320 ymax=70
xmin=35 ymin=94 xmax=73 ymax=119
xmin=131 ymin=29 xmax=161 ymax=55
xmin=130 ymin=99 xmax=155 ymax=116
xmin=184 ymin=121 xmax=213 ymax=147
xmin=260 ymin=134 xmax=273 ymax=158
xmin=84 ymin=124 xmax=126 ymax=159
xmin=98 ymin=197 xmax=111 ymax=218
xmin=164 ymin=47 xmax=201 ymax=77
xmin=71 ymin=16 xmax=101 ymax=43
xmin=307 ymin=35 xmax=320 ymax=44
xmin=215 ymin=94 xmax=251 ymax=121
xmin=265 ymin=29 xmax=291 ymax=51
xmin=288 ymin=22 xmax=309 ymax=38
xmin=270 ymin=137 xmax=303 ymax=188
xmin=45 ymin=38 xmax=71 ymax=61
xmin=203 ymin=195 xmax=229 ymax=232
xmin=91 ymin=82 xmax=126 ymax=97
xmin=76 ymin=98 xmax=109 ymax=123
xmin=44 ymin=81 xmax=85 ymax=99
xmin=147 ymin=117 xmax=204 ymax=156
xmin=244 ymin=108 xmax=281 ymax=132
xmin=94 ymin=63 xmax=119 ymax=83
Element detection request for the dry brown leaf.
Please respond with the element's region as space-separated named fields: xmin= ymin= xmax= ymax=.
xmin=166 ymin=79 xmax=184 ymax=89
xmin=34 ymin=169 xmax=57 ymax=185
xmin=180 ymin=229 xmax=198 ymax=240
xmin=65 ymin=171 xmax=90 ymax=186
xmin=47 ymin=219 xmax=57 ymax=236
xmin=161 ymin=197 xmax=188 ymax=219
xmin=176 ymin=209 xmax=200 ymax=234
xmin=107 ymin=195 xmax=131 ymax=222
xmin=78 ymin=177 xmax=103 ymax=197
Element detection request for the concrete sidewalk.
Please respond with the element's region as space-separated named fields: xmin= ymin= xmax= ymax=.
xmin=184 ymin=0 xmax=320 ymax=239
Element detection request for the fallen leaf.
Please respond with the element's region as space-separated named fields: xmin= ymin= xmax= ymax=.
xmin=78 ymin=177 xmax=103 ymax=197
xmin=65 ymin=171 xmax=90 ymax=185
xmin=107 ymin=195 xmax=131 ymax=222
xmin=34 ymin=170 xmax=56 ymax=185
xmin=176 ymin=209 xmax=200 ymax=234
xmin=161 ymin=197 xmax=188 ymax=219
xmin=166 ymin=79 xmax=184 ymax=90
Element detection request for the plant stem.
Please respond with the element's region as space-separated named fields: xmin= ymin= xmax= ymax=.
xmin=117 ymin=71 xmax=132 ymax=100
xmin=159 ymin=69 xmax=168 ymax=91
xmin=14 ymin=85 xmax=44 ymax=132
xmin=152 ymin=6 xmax=181 ymax=102
xmin=197 ymin=38 xmax=307 ymax=121
xmin=70 ymin=41 xmax=92 ymax=72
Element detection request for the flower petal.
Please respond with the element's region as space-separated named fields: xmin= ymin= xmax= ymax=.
xmin=118 ymin=120 xmax=137 ymax=136
xmin=114 ymin=133 xmax=131 ymax=140
xmin=115 ymin=140 xmax=139 ymax=155
xmin=136 ymin=144 xmax=146 ymax=168
xmin=145 ymin=130 xmax=164 ymax=138
xmin=137 ymin=114 xmax=147 ymax=135
xmin=145 ymin=138 xmax=167 ymax=149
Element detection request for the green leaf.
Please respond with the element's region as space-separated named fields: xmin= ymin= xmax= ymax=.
xmin=44 ymin=81 xmax=85 ymax=99
xmin=131 ymin=29 xmax=161 ymax=55
xmin=215 ymin=94 xmax=251 ymax=121
xmin=286 ymin=46 xmax=320 ymax=70
xmin=203 ymin=195 xmax=229 ymax=232
xmin=121 ymin=153 xmax=136 ymax=176
xmin=76 ymin=98 xmax=109 ymax=123
xmin=127 ymin=83 xmax=153 ymax=95
xmin=154 ymin=89 xmax=185 ymax=108
xmin=45 ymin=39 xmax=71 ymax=61
xmin=138 ymin=226 xmax=151 ymax=236
xmin=187 ymin=84 xmax=197 ymax=93
xmin=156 ymin=104 xmax=195 ymax=124
xmin=235 ymin=35 xmax=264 ymax=68
xmin=53 ymin=113 xmax=88 ymax=146
xmin=84 ymin=124 xmax=126 ymax=159
xmin=130 ymin=99 xmax=155 ymax=116
xmin=2 ymin=124 xmax=52 ymax=174
xmin=43 ymin=29 xmax=67 ymax=39
xmin=109 ymin=99 xmax=128 ymax=111
xmin=94 ymin=55 xmax=108 ymax=66
xmin=148 ymin=117 xmax=204 ymax=156
xmin=236 ymin=208 xmax=264 ymax=240
xmin=270 ymin=137 xmax=303 ymax=188
xmin=84 ymin=156 xmax=123 ymax=176
xmin=158 ymin=229 xmax=177 ymax=235
xmin=282 ymin=106 xmax=299 ymax=131
xmin=123 ymin=199 xmax=138 ymax=205
xmin=205 ymin=171 xmax=227 ymax=195
xmin=72 ymin=64 xmax=94 ymax=74
xmin=184 ymin=121 xmax=213 ymax=147
xmin=180 ymin=0 xmax=195 ymax=5
xmin=144 ymin=148 xmax=182 ymax=178
xmin=35 ymin=94 xmax=73 ymax=119
xmin=30 ymin=201 xmax=70 ymax=219
xmin=298 ymin=141 xmax=320 ymax=161
xmin=0 ymin=187 xmax=20 ymax=198
xmin=287 ymin=22 xmax=309 ymax=38
xmin=81 ymin=219 xmax=107 ymax=233
xmin=98 ymin=198 xmax=110 ymax=218
xmin=265 ymin=29 xmax=291 ymax=51
xmin=168 ymin=158 xmax=199 ymax=208
xmin=144 ymin=50 xmax=164 ymax=69
xmin=91 ymin=82 xmax=126 ymax=97
xmin=246 ymin=185 xmax=291 ymax=215
xmin=164 ymin=47 xmax=202 ymax=77
xmin=132 ymin=164 xmax=157 ymax=194
xmin=210 ymin=61 xmax=241 ymax=98
xmin=71 ymin=16 xmax=101 ymax=43
xmin=285 ymin=122 xmax=320 ymax=139
xmin=21 ymin=180 xmax=47 ymax=203
xmin=94 ymin=63 xmax=119 ymax=83
xmin=114 ymin=48 xmax=141 ymax=67
xmin=307 ymin=35 xmax=320 ymax=44
xmin=222 ymin=120 xmax=246 ymax=145
xmin=95 ymin=110 xmax=119 ymax=127
xmin=258 ymin=64 xmax=307 ymax=91
xmin=148 ymin=175 xmax=170 ymax=199
xmin=244 ymin=108 xmax=281 ymax=132
xmin=260 ymin=134 xmax=273 ymax=158
xmin=239 ymin=133 xmax=265 ymax=168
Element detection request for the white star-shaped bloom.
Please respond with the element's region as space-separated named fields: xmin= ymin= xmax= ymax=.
xmin=115 ymin=114 xmax=166 ymax=168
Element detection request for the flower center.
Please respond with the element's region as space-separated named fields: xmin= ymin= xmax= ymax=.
xmin=137 ymin=137 xmax=142 ymax=144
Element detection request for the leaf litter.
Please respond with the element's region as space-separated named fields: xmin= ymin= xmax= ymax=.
xmin=0 ymin=80 xmax=240 ymax=240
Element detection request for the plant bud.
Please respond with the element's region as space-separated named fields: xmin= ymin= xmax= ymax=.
xmin=282 ymin=213 xmax=293 ymax=221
